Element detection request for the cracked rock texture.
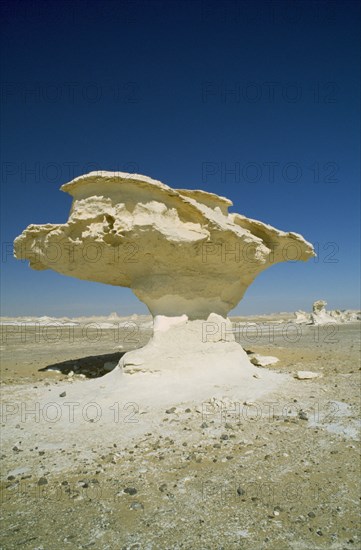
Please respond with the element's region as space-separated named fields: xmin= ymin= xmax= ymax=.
xmin=14 ymin=171 xmax=315 ymax=319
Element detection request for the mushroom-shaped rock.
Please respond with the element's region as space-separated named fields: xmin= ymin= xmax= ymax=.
xmin=14 ymin=171 xmax=315 ymax=320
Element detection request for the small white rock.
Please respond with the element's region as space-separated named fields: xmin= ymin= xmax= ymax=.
xmin=295 ymin=371 xmax=320 ymax=380
xmin=250 ymin=354 xmax=279 ymax=367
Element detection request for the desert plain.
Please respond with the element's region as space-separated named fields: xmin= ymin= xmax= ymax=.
xmin=0 ymin=311 xmax=360 ymax=550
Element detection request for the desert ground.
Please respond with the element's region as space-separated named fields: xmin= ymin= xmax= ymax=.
xmin=0 ymin=313 xmax=360 ymax=550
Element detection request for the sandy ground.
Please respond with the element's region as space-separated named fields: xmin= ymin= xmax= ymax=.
xmin=0 ymin=316 xmax=360 ymax=550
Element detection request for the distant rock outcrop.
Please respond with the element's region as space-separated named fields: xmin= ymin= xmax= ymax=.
xmin=310 ymin=300 xmax=330 ymax=324
xmin=294 ymin=300 xmax=360 ymax=325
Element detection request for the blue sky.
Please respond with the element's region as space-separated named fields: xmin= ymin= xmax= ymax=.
xmin=1 ymin=0 xmax=360 ymax=316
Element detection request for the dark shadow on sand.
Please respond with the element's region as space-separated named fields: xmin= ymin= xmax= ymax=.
xmin=39 ymin=352 xmax=126 ymax=378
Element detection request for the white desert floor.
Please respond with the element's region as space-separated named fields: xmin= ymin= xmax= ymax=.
xmin=0 ymin=314 xmax=360 ymax=549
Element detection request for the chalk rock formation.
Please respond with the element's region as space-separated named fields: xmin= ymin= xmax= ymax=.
xmin=311 ymin=300 xmax=328 ymax=320
xmin=310 ymin=300 xmax=340 ymax=325
xmin=14 ymin=171 xmax=315 ymax=320
xmin=294 ymin=301 xmax=360 ymax=325
xmin=310 ymin=302 xmax=360 ymax=325
xmin=13 ymin=171 xmax=317 ymax=393
xmin=294 ymin=310 xmax=311 ymax=324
